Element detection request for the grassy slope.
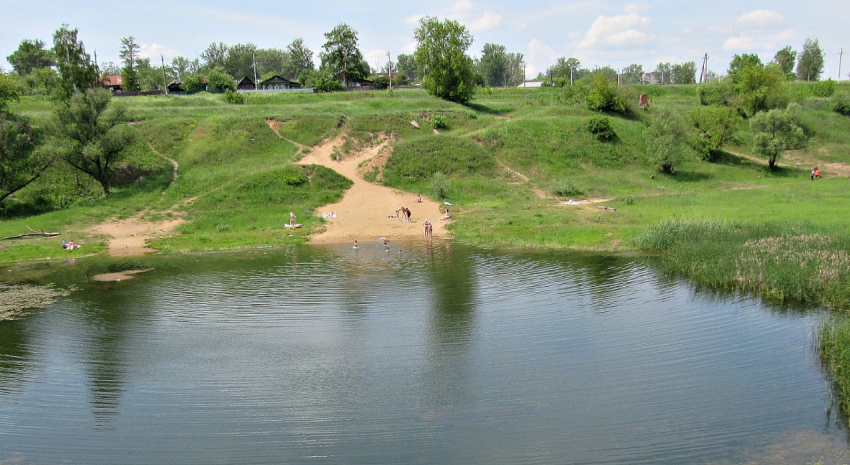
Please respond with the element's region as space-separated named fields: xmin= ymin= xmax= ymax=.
xmin=2 ymin=86 xmax=849 ymax=259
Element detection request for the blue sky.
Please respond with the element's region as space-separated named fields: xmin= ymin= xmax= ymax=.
xmin=2 ymin=0 xmax=847 ymax=80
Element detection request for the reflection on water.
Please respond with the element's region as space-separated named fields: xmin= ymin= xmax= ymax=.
xmin=0 ymin=243 xmax=845 ymax=464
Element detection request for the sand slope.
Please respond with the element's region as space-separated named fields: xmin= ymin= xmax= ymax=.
xmin=296 ymin=137 xmax=450 ymax=244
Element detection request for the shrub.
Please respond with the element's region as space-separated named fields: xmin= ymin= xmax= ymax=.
xmin=586 ymin=73 xmax=631 ymax=115
xmin=811 ymin=79 xmax=837 ymax=98
xmin=550 ymin=179 xmax=583 ymax=197
xmin=431 ymin=114 xmax=447 ymax=129
xmin=372 ymin=76 xmax=389 ymax=89
xmin=223 ymin=89 xmax=245 ymax=104
xmin=586 ymin=116 xmax=616 ymax=142
xmin=833 ymin=93 xmax=850 ymax=116
xmin=430 ymin=171 xmax=451 ymax=198
xmin=697 ymin=81 xmax=736 ymax=106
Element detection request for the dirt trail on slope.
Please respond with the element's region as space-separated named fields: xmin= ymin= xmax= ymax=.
xmin=296 ymin=136 xmax=451 ymax=244
xmin=87 ymin=209 xmax=186 ymax=256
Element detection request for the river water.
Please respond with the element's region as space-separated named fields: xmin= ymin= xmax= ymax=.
xmin=0 ymin=243 xmax=846 ymax=464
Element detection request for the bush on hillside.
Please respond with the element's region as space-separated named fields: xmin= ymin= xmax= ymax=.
xmin=811 ymin=79 xmax=837 ymax=98
xmin=431 ymin=114 xmax=447 ymax=129
xmin=586 ymin=73 xmax=632 ymax=115
xmin=384 ymin=136 xmax=495 ymax=183
xmin=697 ymin=81 xmax=736 ymax=106
xmin=586 ymin=116 xmax=616 ymax=142
xmin=550 ymin=179 xmax=583 ymax=197
xmin=833 ymin=93 xmax=850 ymax=116
xmin=223 ymin=89 xmax=245 ymax=104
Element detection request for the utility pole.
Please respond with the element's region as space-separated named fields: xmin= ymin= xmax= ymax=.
xmin=387 ymin=51 xmax=392 ymax=90
xmin=523 ymin=62 xmax=527 ymax=87
xmin=698 ymin=53 xmax=709 ymax=84
xmin=839 ymin=48 xmax=844 ymax=83
xmin=570 ymin=66 xmax=573 ymax=86
xmin=252 ymin=50 xmax=258 ymax=90
xmin=161 ymin=55 xmax=168 ymax=94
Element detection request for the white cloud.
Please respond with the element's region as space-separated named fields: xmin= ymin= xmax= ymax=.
xmin=735 ymin=9 xmax=785 ymax=29
xmin=139 ymin=43 xmax=183 ymax=62
xmin=407 ymin=1 xmax=503 ymax=33
xmin=526 ymin=38 xmax=558 ymax=77
xmin=722 ymin=28 xmax=796 ymax=52
xmin=579 ymin=13 xmax=654 ymax=49
xmin=364 ymin=49 xmax=390 ymax=72
xmin=624 ymin=3 xmax=649 ymax=14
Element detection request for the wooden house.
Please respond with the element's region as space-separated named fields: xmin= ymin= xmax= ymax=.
xmin=236 ymin=76 xmax=255 ymax=90
xmin=167 ymin=81 xmax=185 ymax=93
xmin=258 ymin=75 xmax=301 ymax=90
xmin=103 ymin=75 xmax=123 ymax=92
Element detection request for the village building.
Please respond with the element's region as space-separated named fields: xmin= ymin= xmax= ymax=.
xmin=258 ymin=75 xmax=301 ymax=90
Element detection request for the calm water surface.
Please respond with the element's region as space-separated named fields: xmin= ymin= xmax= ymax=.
xmin=0 ymin=244 xmax=845 ymax=464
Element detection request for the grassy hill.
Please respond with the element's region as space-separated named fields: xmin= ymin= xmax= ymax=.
xmin=3 ymin=85 xmax=850 ymax=260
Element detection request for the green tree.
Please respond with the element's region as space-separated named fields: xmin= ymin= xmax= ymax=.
xmin=201 ymin=42 xmax=229 ymax=70
xmin=586 ymin=72 xmax=630 ymax=114
xmin=548 ymin=57 xmax=581 ymax=82
xmin=655 ymin=62 xmax=672 ymax=84
xmin=750 ymin=103 xmax=806 ymax=169
xmin=0 ymin=110 xmax=51 ymax=203
xmin=396 ymin=53 xmax=417 ymax=82
xmin=414 ymin=16 xmax=476 ymax=104
xmin=207 ymin=67 xmax=235 ymax=92
xmin=224 ymin=43 xmax=257 ymax=79
xmin=796 ymin=38 xmax=824 ymax=81
xmin=321 ymin=23 xmax=363 ymax=87
xmin=52 ymin=88 xmax=135 ymax=194
xmin=726 ymin=53 xmax=762 ymax=85
xmin=0 ymin=74 xmax=22 ymax=112
xmin=6 ymin=39 xmax=55 ymax=75
xmin=773 ymin=46 xmax=796 ymax=77
xmin=671 ymin=62 xmax=697 ymax=84
xmin=478 ymin=43 xmax=508 ymax=87
xmin=645 ymin=108 xmax=688 ymax=174
xmin=183 ymin=73 xmax=205 ymax=92
xmin=688 ymin=106 xmax=741 ymax=161
xmin=285 ymin=38 xmax=314 ymax=80
xmin=505 ymin=52 xmax=525 ymax=86
xmin=621 ymin=64 xmax=643 ymax=84
xmin=736 ymin=63 xmax=787 ymax=116
xmin=255 ymin=48 xmax=287 ymax=77
xmin=52 ymin=24 xmax=98 ymax=100
xmin=119 ymin=36 xmax=141 ymax=92
xmin=171 ymin=56 xmax=199 ymax=82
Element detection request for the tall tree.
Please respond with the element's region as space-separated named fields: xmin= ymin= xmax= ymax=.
xmin=621 ymin=64 xmax=643 ymax=84
xmin=548 ymin=57 xmax=581 ymax=82
xmin=52 ymin=24 xmax=98 ymax=100
xmin=52 ymin=88 xmax=135 ymax=194
xmin=396 ymin=53 xmax=417 ymax=82
xmin=285 ymin=39 xmax=314 ymax=80
xmin=6 ymin=39 xmax=55 ymax=75
xmin=645 ymin=108 xmax=688 ymax=174
xmin=255 ymin=48 xmax=287 ymax=77
xmin=750 ymin=103 xmax=806 ymax=169
xmin=321 ymin=23 xmax=362 ymax=87
xmin=0 ymin=109 xmax=51 ymax=204
xmin=0 ymin=74 xmax=21 ymax=112
xmin=773 ymin=46 xmax=796 ymax=77
xmin=478 ymin=43 xmax=508 ymax=87
xmin=505 ymin=52 xmax=525 ymax=86
xmin=201 ymin=42 xmax=229 ymax=70
xmin=224 ymin=43 xmax=257 ymax=79
xmin=119 ymin=36 xmax=140 ymax=92
xmin=727 ymin=53 xmax=762 ymax=84
xmin=796 ymin=38 xmax=824 ymax=81
xmin=414 ymin=16 xmax=476 ymax=104
xmin=171 ymin=56 xmax=199 ymax=82
xmin=671 ymin=61 xmax=697 ymax=84
xmin=655 ymin=62 xmax=672 ymax=84
xmin=736 ymin=63 xmax=787 ymax=116
xmin=688 ymin=106 xmax=741 ymax=162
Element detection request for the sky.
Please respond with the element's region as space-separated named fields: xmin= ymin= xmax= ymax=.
xmin=2 ymin=0 xmax=848 ymax=80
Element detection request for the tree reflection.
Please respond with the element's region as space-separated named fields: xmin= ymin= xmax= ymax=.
xmin=0 ymin=320 xmax=34 ymax=397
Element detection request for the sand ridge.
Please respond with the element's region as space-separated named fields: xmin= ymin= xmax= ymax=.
xmin=296 ymin=136 xmax=451 ymax=244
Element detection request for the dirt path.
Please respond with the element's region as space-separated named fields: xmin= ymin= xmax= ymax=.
xmin=724 ymin=148 xmax=850 ymax=177
xmin=129 ymin=122 xmax=180 ymax=184
xmin=87 ymin=209 xmax=185 ymax=256
xmin=296 ymin=136 xmax=451 ymax=244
